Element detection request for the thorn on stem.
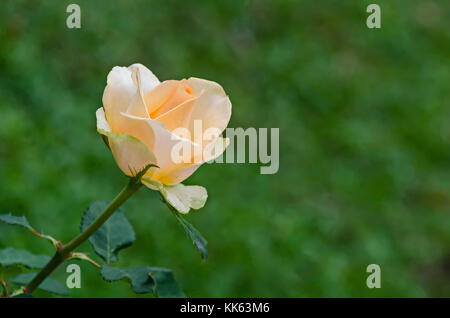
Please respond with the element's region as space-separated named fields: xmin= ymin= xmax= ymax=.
xmin=130 ymin=163 xmax=159 ymax=183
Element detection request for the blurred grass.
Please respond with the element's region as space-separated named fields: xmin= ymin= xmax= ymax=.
xmin=1 ymin=0 xmax=450 ymax=297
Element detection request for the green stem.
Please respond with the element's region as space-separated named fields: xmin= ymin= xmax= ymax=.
xmin=25 ymin=178 xmax=142 ymax=295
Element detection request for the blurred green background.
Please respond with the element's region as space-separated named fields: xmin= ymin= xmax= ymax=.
xmin=1 ymin=0 xmax=450 ymax=297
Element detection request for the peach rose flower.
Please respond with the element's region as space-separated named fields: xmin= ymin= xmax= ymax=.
xmin=96 ymin=64 xmax=231 ymax=213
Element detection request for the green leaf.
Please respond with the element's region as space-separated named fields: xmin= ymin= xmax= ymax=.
xmin=81 ymin=201 xmax=135 ymax=263
xmin=101 ymin=265 xmax=154 ymax=294
xmin=101 ymin=264 xmax=185 ymax=298
xmin=11 ymin=273 xmax=69 ymax=296
xmin=0 ymin=213 xmax=59 ymax=247
xmin=0 ymin=265 xmax=22 ymax=281
xmin=0 ymin=213 xmax=32 ymax=230
xmin=172 ymin=212 xmax=208 ymax=261
xmin=0 ymin=248 xmax=50 ymax=269
xmin=148 ymin=269 xmax=186 ymax=298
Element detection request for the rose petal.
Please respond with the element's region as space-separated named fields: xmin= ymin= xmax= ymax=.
xmin=128 ymin=63 xmax=160 ymax=94
xmin=151 ymin=79 xmax=195 ymax=118
xmin=96 ymin=107 xmax=111 ymax=132
xmin=118 ymin=112 xmax=201 ymax=182
xmin=159 ymin=183 xmax=208 ymax=214
xmin=145 ymin=80 xmax=196 ymax=118
xmin=96 ymin=107 xmax=157 ymax=177
xmin=157 ymin=164 xmax=200 ymax=186
xmin=159 ymin=137 xmax=230 ymax=185
xmin=186 ymin=78 xmax=232 ymax=146
xmin=102 ymin=67 xmax=138 ymax=131
xmin=153 ymin=94 xmax=198 ymax=134
xmin=152 ymin=78 xmax=231 ymax=148
xmin=126 ymin=66 xmax=151 ymax=118
xmin=144 ymin=80 xmax=179 ymax=115
xmin=201 ymin=137 xmax=230 ymax=162
xmin=141 ymin=176 xmax=163 ymax=191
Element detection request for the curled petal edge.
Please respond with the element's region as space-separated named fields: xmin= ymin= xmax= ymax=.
xmin=142 ymin=177 xmax=207 ymax=214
